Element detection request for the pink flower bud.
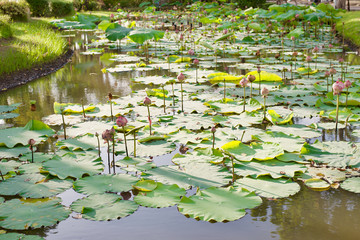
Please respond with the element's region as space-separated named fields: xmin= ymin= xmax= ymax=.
xmin=180 ymin=34 xmax=184 ymax=41
xmin=177 ymin=72 xmax=185 ymax=82
xmin=110 ymin=14 xmax=114 ymax=19
xmin=102 ymin=129 xmax=112 ymax=142
xmin=339 ymin=58 xmax=344 ymax=63
xmin=240 ymin=78 xmax=248 ymax=87
xmin=344 ymin=80 xmax=352 ymax=88
xmin=223 ymin=29 xmax=228 ymax=34
xmin=295 ymin=14 xmax=299 ymax=18
xmin=211 ymin=126 xmax=216 ymax=133
xmin=333 ymin=81 xmax=344 ymax=95
xmin=324 ymin=71 xmax=330 ymax=77
xmin=329 ymin=68 xmax=336 ymax=75
xmin=328 ymin=44 xmax=333 ymax=48
xmin=193 ymin=59 xmax=199 ymax=65
xmin=257 ymin=66 xmax=261 ymax=73
xmin=291 ymin=36 xmax=295 ymax=41
xmin=247 ymin=74 xmax=256 ymax=82
xmin=188 ymin=49 xmax=194 ymax=55
xmin=116 ymin=115 xmax=128 ymax=127
xmin=261 ymin=87 xmax=269 ymax=97
xmin=292 ymin=51 xmax=298 ymax=57
xmin=28 ymin=139 xmax=35 ymax=146
xmin=312 ymin=46 xmax=319 ymax=53
xmin=143 ymin=96 xmax=151 ymax=105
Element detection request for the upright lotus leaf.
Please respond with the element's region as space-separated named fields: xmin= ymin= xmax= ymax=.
xmin=300 ymin=141 xmax=360 ymax=168
xmin=128 ymin=29 xmax=155 ymax=44
xmin=232 ymin=159 xmax=306 ymax=179
xmin=73 ymin=174 xmax=138 ymax=195
xmin=145 ymin=165 xmax=229 ymax=189
xmin=134 ymin=182 xmax=186 ymax=208
xmin=214 ymin=32 xmax=235 ymax=42
xmin=236 ymin=176 xmax=301 ymax=198
xmin=0 ymin=198 xmax=70 ymax=230
xmin=286 ymin=28 xmax=304 ymax=38
xmin=341 ymin=177 xmax=360 ymax=193
xmin=42 ymin=153 xmax=103 ymax=180
xmin=267 ymin=109 xmax=293 ymax=125
xmin=0 ymin=160 xmax=21 ymax=174
xmin=0 ymin=120 xmax=54 ymax=148
xmin=178 ymin=187 xmax=262 ymax=222
xmin=151 ymin=29 xmax=165 ymax=41
xmin=98 ymin=20 xmax=112 ymax=31
xmin=71 ymin=193 xmax=138 ymax=221
xmin=248 ymin=22 xmax=262 ymax=32
xmin=245 ymin=71 xmax=282 ymax=82
xmin=0 ymin=173 xmax=72 ymax=198
xmin=105 ymin=24 xmax=132 ymax=41
xmin=0 ymin=233 xmax=44 ymax=240
xmin=252 ymin=131 xmax=305 ymax=153
xmin=222 ymin=141 xmax=284 ymax=161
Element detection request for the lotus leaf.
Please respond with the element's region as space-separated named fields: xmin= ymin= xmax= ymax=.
xmin=73 ymin=174 xmax=138 ymax=195
xmin=0 ymin=160 xmax=21 ymax=174
xmin=134 ymin=179 xmax=158 ymax=191
xmin=0 ymin=198 xmax=70 ymax=230
xmin=267 ymin=109 xmax=293 ymax=125
xmin=134 ymin=182 xmax=186 ymax=208
xmin=340 ymin=177 xmax=360 ymax=193
xmin=236 ymin=176 xmax=301 ymax=198
xmin=71 ymin=193 xmax=138 ymax=221
xmin=105 ymin=24 xmax=132 ymax=41
xmin=0 ymin=233 xmax=44 ymax=240
xmin=304 ymin=178 xmax=330 ymax=191
xmin=252 ymin=131 xmax=305 ymax=153
xmin=245 ymin=71 xmax=282 ymax=82
xmin=178 ymin=187 xmax=262 ymax=222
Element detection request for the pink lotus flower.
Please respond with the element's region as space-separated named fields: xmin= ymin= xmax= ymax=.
xmin=339 ymin=58 xmax=344 ymax=63
xmin=333 ymin=81 xmax=344 ymax=95
xmin=261 ymin=87 xmax=269 ymax=97
xmin=116 ymin=115 xmax=127 ymax=127
xmin=306 ymin=56 xmax=312 ymax=62
xmin=293 ymin=51 xmax=298 ymax=57
xmin=188 ymin=49 xmax=195 ymax=55
xmin=110 ymin=14 xmax=114 ymax=19
xmin=329 ymin=68 xmax=337 ymax=75
xmin=291 ymin=36 xmax=295 ymax=41
xmin=211 ymin=126 xmax=216 ymax=133
xmin=193 ymin=59 xmax=199 ymax=65
xmin=312 ymin=46 xmax=319 ymax=53
xmin=344 ymin=80 xmax=352 ymax=88
xmin=180 ymin=34 xmax=184 ymax=41
xmin=329 ymin=44 xmax=333 ymax=48
xmin=223 ymin=29 xmax=228 ymax=34
xmin=324 ymin=71 xmax=330 ymax=77
xmin=177 ymin=72 xmax=185 ymax=82
xmin=240 ymin=78 xmax=248 ymax=87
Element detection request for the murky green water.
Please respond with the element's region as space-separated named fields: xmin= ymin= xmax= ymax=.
xmin=1 ymin=30 xmax=360 ymax=240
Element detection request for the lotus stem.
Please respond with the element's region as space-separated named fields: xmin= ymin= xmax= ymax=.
xmin=335 ymin=94 xmax=340 ymax=140
xmin=258 ymin=72 xmax=261 ymax=95
xmin=243 ymin=86 xmax=246 ymax=112
xmin=122 ymin=126 xmax=129 ymax=157
xmin=331 ymin=75 xmax=334 ymax=91
xmin=31 ymin=147 xmax=34 ymax=163
xmin=109 ymin=100 xmax=113 ymax=121
xmin=250 ymin=82 xmax=253 ymax=98
xmin=326 ymin=77 xmax=329 ymax=92
xmin=212 ymin=132 xmax=215 ymax=149
xmin=195 ymin=67 xmax=198 ymax=84
xmin=240 ymin=130 xmax=246 ymax=142
xmin=107 ymin=141 xmax=111 ymax=174
xmin=96 ymin=133 xmax=100 ymax=158
xmin=112 ymin=134 xmax=116 ymax=174
xmin=223 ymin=78 xmax=226 ymax=101
xmin=61 ymin=108 xmax=67 ymax=140
xmin=307 ymin=61 xmax=310 ymax=79
xmin=81 ymin=98 xmax=86 ymax=118
xmin=162 ymin=86 xmax=166 ymax=113
xmin=133 ymin=131 xmax=136 ymax=157
xmin=180 ymin=82 xmax=184 ymax=112
xmin=147 ymin=105 xmax=152 ymax=135
xmin=231 ymin=156 xmax=235 ymax=184
xmin=0 ymin=170 xmax=4 ymax=181
xmin=346 ymin=88 xmax=349 ymax=108
xmin=171 ymin=82 xmax=175 ymax=106
xmin=263 ymin=97 xmax=267 ymax=120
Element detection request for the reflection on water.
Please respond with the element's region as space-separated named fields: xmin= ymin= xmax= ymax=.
xmin=1 ymin=30 xmax=360 ymax=240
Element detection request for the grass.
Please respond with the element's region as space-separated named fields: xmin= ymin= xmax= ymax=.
xmin=335 ymin=11 xmax=360 ymax=47
xmin=0 ymin=20 xmax=67 ymax=75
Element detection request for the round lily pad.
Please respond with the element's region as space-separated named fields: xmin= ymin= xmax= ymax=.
xmin=341 ymin=177 xmax=360 ymax=193
xmin=0 ymin=198 xmax=70 ymax=230
xmin=304 ymin=178 xmax=330 ymax=191
xmin=133 ymin=179 xmax=158 ymax=192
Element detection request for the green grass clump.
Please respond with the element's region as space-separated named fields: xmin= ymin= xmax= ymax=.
xmin=0 ymin=14 xmax=12 ymax=38
xmin=0 ymin=20 xmax=67 ymax=75
xmin=336 ymin=11 xmax=360 ymax=47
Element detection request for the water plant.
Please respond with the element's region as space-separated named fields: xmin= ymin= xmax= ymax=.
xmin=177 ymin=72 xmax=185 ymax=112
xmin=240 ymin=77 xmax=248 ymax=113
xmin=108 ymin=92 xmax=114 ymax=121
xmin=117 ymin=115 xmax=129 ymax=157
xmin=344 ymin=80 xmax=352 ymax=108
xmin=28 ymin=139 xmax=35 ymax=163
xmin=261 ymin=87 xmax=269 ymax=121
xmin=102 ymin=128 xmax=113 ymax=174
xmin=144 ymin=97 xmax=152 ymax=135
xmin=333 ymin=80 xmax=345 ymax=138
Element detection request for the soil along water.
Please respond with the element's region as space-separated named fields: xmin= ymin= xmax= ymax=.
xmin=1 ymin=3 xmax=360 ymax=239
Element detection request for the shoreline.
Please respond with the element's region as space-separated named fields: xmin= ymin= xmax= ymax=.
xmin=0 ymin=48 xmax=73 ymax=93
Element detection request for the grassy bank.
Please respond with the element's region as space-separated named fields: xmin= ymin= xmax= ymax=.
xmin=0 ymin=20 xmax=67 ymax=75
xmin=336 ymin=11 xmax=360 ymax=48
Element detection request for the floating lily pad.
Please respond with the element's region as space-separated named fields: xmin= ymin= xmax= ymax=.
xmin=340 ymin=177 xmax=360 ymax=193
xmin=0 ymin=233 xmax=44 ymax=240
xmin=304 ymin=178 xmax=330 ymax=191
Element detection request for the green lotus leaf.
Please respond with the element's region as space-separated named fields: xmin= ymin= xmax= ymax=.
xmin=286 ymin=27 xmax=304 ymax=38
xmin=222 ymin=141 xmax=284 ymax=161
xmin=252 ymin=131 xmax=305 ymax=153
xmin=133 ymin=179 xmax=158 ymax=191
xmin=245 ymin=71 xmax=282 ymax=82
xmin=0 ymin=103 xmax=20 ymax=114
xmin=0 ymin=173 xmax=72 ymax=198
xmin=276 ymin=152 xmax=307 ymax=163
xmin=296 ymin=67 xmax=318 ymax=75
xmin=300 ymin=166 xmax=346 ymax=183
xmin=267 ymin=124 xmax=322 ymax=139
xmin=0 ymin=198 xmax=70 ymax=230
xmin=19 ymin=152 xmax=56 ymax=163
xmin=134 ymin=182 xmax=186 ymax=208
xmin=145 ymin=165 xmax=230 ymax=189
xmin=0 ymin=112 xmax=19 ymax=120
xmin=116 ymin=156 xmax=148 ymax=167
xmin=236 ymin=176 xmax=301 ymax=198
xmin=0 ymin=197 xmax=4 ymax=203
xmin=0 ymin=120 xmax=54 ymax=148
xmin=73 ymin=174 xmax=138 ymax=195
xmin=105 ymin=23 xmax=132 ymax=41
xmin=0 ymin=160 xmax=21 ymax=174
xmin=53 ymin=102 xmax=97 ymax=115
xmin=232 ymin=159 xmax=306 ymax=179
xmin=56 ymin=138 xmax=95 ymax=151
xmin=248 ymin=22 xmax=262 ymax=32
xmin=267 ymin=109 xmax=293 ymax=125
xmin=178 ymin=186 xmax=262 ymax=222
xmin=42 ymin=152 xmax=103 ymax=180
xmin=341 ymin=177 xmax=360 ymax=193
xmin=214 ymin=32 xmax=234 ymax=42
xmin=71 ymin=193 xmax=138 ymax=221
xmin=128 ymin=29 xmax=163 ymax=44
xmin=304 ymin=178 xmax=330 ymax=191
xmin=0 ymin=233 xmax=44 ymax=240
xmin=65 ymin=121 xmax=115 ymax=138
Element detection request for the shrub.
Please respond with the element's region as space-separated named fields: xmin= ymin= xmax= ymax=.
xmin=102 ymin=0 xmax=118 ymax=10
xmin=0 ymin=14 xmax=12 ymax=38
xmin=50 ymin=0 xmax=74 ymax=17
xmin=26 ymin=0 xmax=50 ymax=17
xmin=234 ymin=0 xmax=266 ymax=9
xmin=0 ymin=0 xmax=30 ymax=21
xmin=73 ymin=0 xmax=100 ymax=11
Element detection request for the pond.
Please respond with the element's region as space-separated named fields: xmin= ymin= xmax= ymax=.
xmin=1 ymin=4 xmax=360 ymax=240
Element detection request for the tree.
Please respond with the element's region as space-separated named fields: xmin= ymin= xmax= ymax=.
xmin=335 ymin=0 xmax=346 ymax=9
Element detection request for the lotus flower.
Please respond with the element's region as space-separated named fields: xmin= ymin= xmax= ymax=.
xmin=247 ymin=74 xmax=256 ymax=98
xmin=177 ymin=72 xmax=185 ymax=82
xmin=188 ymin=49 xmax=194 ymax=55
xmin=344 ymin=80 xmax=352 ymax=88
xmin=116 ymin=116 xmax=129 ymax=157
xmin=143 ymin=96 xmax=151 ymax=105
xmin=223 ymin=29 xmax=228 ymax=34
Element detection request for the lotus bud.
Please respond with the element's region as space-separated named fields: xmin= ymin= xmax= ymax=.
xmin=292 ymin=51 xmax=298 ymax=57
xmin=95 ymin=132 xmax=99 ymax=137
xmin=324 ymin=71 xmax=330 ymax=77
xmin=188 ymin=49 xmax=195 ymax=55
xmin=143 ymin=96 xmax=151 ymax=106
xmin=223 ymin=29 xmax=228 ymax=34
xmin=339 ymin=58 xmax=344 ymax=63
xmin=110 ymin=13 xmax=114 ymax=19
xmin=257 ymin=66 xmax=261 ymax=73
xmin=28 ymin=139 xmax=35 ymax=146
xmin=118 ymin=20 xmax=121 ymax=25
xmin=177 ymin=72 xmax=185 ymax=82
xmin=247 ymin=74 xmax=256 ymax=82
xmin=333 ymin=81 xmax=344 ymax=95
xmin=329 ymin=43 xmax=333 ymax=48
xmin=329 ymin=68 xmax=337 ymax=75
xmin=295 ymin=14 xmax=299 ymax=18
xmin=102 ymin=129 xmax=112 ymax=142
xmin=108 ymin=92 xmax=113 ymax=100
xmin=291 ymin=36 xmax=295 ymax=41
xmin=312 ymin=46 xmax=319 ymax=53
xmin=344 ymin=80 xmax=352 ymax=88
xmin=261 ymin=87 xmax=269 ymax=97
xmin=240 ymin=78 xmax=248 ymax=87
xmin=305 ymin=56 xmax=312 ymax=62
xmin=116 ymin=115 xmax=128 ymax=127
xmin=180 ymin=34 xmax=184 ymax=41
xmin=193 ymin=59 xmax=199 ymax=65
xmin=211 ymin=126 xmax=216 ymax=133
